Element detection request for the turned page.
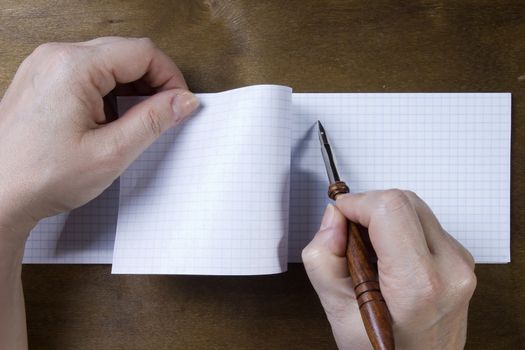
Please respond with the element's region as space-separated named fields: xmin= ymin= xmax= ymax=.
xmin=112 ymin=85 xmax=292 ymax=274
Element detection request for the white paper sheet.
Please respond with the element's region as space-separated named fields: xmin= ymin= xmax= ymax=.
xmin=112 ymin=85 xmax=292 ymax=274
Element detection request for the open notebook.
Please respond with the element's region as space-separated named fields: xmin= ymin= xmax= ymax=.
xmin=23 ymin=85 xmax=511 ymax=274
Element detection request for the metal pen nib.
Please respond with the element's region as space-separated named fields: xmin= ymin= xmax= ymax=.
xmin=317 ymin=120 xmax=341 ymax=184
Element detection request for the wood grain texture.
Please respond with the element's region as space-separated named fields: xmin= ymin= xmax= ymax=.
xmin=330 ymin=182 xmax=394 ymax=349
xmin=0 ymin=0 xmax=524 ymax=349
xmin=346 ymin=223 xmax=394 ymax=350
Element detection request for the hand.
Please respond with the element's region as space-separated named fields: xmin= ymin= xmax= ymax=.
xmin=302 ymin=190 xmax=476 ymax=349
xmin=0 ymin=36 xmax=198 ymax=350
xmin=0 ymin=37 xmax=199 ymax=237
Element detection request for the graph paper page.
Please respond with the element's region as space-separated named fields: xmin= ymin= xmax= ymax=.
xmin=112 ymin=85 xmax=292 ymax=274
xmin=288 ymin=93 xmax=511 ymax=263
xmin=23 ymin=181 xmax=118 ymax=263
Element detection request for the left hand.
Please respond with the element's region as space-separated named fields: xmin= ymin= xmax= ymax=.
xmin=0 ymin=37 xmax=199 ymax=237
xmin=0 ymin=37 xmax=199 ymax=350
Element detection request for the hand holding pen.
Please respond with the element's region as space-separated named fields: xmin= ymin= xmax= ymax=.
xmin=302 ymin=122 xmax=477 ymax=350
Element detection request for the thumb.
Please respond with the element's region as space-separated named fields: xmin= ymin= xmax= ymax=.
xmin=96 ymin=88 xmax=199 ymax=166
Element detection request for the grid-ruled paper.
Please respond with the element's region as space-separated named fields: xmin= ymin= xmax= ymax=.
xmin=112 ymin=85 xmax=292 ymax=274
xmin=23 ymin=180 xmax=118 ymax=263
xmin=22 ymin=86 xmax=511 ymax=268
xmin=288 ymin=93 xmax=511 ymax=263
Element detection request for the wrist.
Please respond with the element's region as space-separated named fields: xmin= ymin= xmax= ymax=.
xmin=0 ymin=184 xmax=37 ymax=254
xmin=0 ymin=202 xmax=35 ymax=281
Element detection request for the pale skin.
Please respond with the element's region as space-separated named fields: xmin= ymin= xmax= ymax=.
xmin=303 ymin=192 xmax=477 ymax=349
xmin=0 ymin=37 xmax=476 ymax=349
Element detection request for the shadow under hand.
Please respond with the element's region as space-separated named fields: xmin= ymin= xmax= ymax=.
xmin=56 ymin=180 xmax=120 ymax=258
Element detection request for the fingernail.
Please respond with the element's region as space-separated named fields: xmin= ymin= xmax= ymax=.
xmin=172 ymin=91 xmax=199 ymax=122
xmin=320 ymin=204 xmax=335 ymax=230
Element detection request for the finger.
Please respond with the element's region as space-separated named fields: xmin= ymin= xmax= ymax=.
xmin=404 ymin=191 xmax=475 ymax=267
xmin=335 ymin=190 xmax=432 ymax=269
xmin=82 ymin=37 xmax=187 ymax=95
xmin=302 ymin=205 xmax=370 ymax=347
xmin=302 ymin=204 xmax=351 ymax=286
xmin=91 ymin=88 xmax=199 ymax=170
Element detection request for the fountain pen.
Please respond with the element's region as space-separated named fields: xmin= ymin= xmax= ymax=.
xmin=317 ymin=121 xmax=395 ymax=350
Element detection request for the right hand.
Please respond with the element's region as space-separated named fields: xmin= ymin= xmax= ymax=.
xmin=302 ymin=189 xmax=477 ymax=349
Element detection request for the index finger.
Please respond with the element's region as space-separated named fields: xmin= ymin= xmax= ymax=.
xmin=335 ymin=189 xmax=432 ymax=269
xmin=79 ymin=37 xmax=188 ymax=95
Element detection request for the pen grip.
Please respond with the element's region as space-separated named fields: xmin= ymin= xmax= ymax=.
xmin=347 ymin=221 xmax=395 ymax=350
xmin=328 ymin=181 xmax=394 ymax=349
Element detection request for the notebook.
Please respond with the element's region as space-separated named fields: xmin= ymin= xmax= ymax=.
xmin=23 ymin=85 xmax=511 ymax=275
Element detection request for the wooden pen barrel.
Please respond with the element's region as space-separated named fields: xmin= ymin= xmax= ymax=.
xmin=347 ymin=222 xmax=394 ymax=350
xmin=329 ymin=181 xmax=395 ymax=350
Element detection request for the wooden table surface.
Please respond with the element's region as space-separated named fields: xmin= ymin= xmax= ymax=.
xmin=1 ymin=1 xmax=524 ymax=349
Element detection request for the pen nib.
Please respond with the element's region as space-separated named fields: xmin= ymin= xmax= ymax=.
xmin=317 ymin=121 xmax=329 ymax=145
xmin=317 ymin=121 xmax=341 ymax=184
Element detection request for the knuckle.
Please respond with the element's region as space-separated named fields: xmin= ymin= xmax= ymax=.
xmin=93 ymin=133 xmax=127 ymax=170
xmin=50 ymin=45 xmax=77 ymax=64
xmin=462 ymin=270 xmax=477 ymax=296
xmin=375 ymin=189 xmax=411 ymax=214
xmin=449 ymin=241 xmax=477 ymax=271
xmin=32 ymin=42 xmax=54 ymax=56
xmin=137 ymin=37 xmax=156 ymax=49
xmin=33 ymin=44 xmax=79 ymax=74
xmin=301 ymin=245 xmax=314 ymax=265
xmin=402 ymin=190 xmax=419 ymax=201
xmin=446 ymin=230 xmax=476 ymax=269
xmin=451 ymin=266 xmax=477 ymax=299
xmin=301 ymin=243 xmax=322 ymax=268
xmin=419 ymin=261 xmax=477 ymax=309
xmin=142 ymin=108 xmax=164 ymax=138
xmin=462 ymin=248 xmax=476 ymax=269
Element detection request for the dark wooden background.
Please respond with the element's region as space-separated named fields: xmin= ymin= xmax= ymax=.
xmin=1 ymin=0 xmax=524 ymax=349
